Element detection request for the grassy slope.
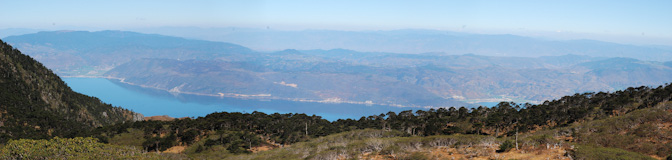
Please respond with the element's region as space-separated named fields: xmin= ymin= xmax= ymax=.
xmin=222 ymin=103 xmax=671 ymax=160
xmin=1 ymin=100 xmax=666 ymax=159
xmin=91 ymin=87 xmax=672 ymax=159
xmin=540 ymin=101 xmax=672 ymax=158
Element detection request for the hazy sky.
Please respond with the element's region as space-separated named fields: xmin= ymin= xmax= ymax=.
xmin=1 ymin=0 xmax=671 ymax=45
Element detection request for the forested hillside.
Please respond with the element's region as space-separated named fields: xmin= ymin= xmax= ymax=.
xmin=0 ymin=39 xmax=142 ymax=143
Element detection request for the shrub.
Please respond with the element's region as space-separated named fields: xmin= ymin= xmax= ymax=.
xmin=528 ymin=134 xmax=555 ymax=146
xmin=108 ymin=128 xmax=145 ymax=147
xmin=380 ymin=145 xmax=402 ymax=155
xmin=227 ymin=140 xmax=251 ymax=154
xmin=632 ymin=123 xmax=657 ymax=137
xmin=0 ymin=137 xmax=168 ymax=159
xmin=497 ymin=140 xmax=514 ymax=153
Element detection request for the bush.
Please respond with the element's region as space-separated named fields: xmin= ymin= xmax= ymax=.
xmin=528 ymin=134 xmax=555 ymax=146
xmin=380 ymin=145 xmax=402 ymax=155
xmin=108 ymin=128 xmax=145 ymax=147
xmin=0 ymin=137 xmax=169 ymax=159
xmin=226 ymin=140 xmax=250 ymax=154
xmin=497 ymin=140 xmax=515 ymax=153
xmin=632 ymin=123 xmax=657 ymax=137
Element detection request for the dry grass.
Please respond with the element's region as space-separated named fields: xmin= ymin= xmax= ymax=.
xmin=163 ymin=146 xmax=186 ymax=153
xmin=358 ymin=145 xmax=571 ymax=160
xmin=144 ymin=115 xmax=176 ymax=121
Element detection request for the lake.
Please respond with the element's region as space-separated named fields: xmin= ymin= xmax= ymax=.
xmin=63 ymin=77 xmax=412 ymax=121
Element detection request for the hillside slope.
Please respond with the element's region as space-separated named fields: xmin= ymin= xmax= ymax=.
xmin=0 ymin=39 xmax=142 ymax=142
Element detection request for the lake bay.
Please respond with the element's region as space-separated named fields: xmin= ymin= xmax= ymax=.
xmin=63 ymin=77 xmax=411 ymax=121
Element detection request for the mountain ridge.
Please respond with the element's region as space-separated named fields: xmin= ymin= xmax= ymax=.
xmin=4 ymin=30 xmax=255 ymax=76
xmin=126 ymin=28 xmax=672 ymax=61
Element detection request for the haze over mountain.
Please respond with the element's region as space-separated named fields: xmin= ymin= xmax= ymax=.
xmin=0 ymin=28 xmax=42 ymax=38
xmin=4 ymin=30 xmax=253 ymax=76
xmin=129 ymin=28 xmax=672 ymax=61
xmin=5 ymin=28 xmax=672 ymax=61
xmin=5 ymin=30 xmax=672 ymax=108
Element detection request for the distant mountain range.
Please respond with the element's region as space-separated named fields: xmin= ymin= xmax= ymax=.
xmin=4 ymin=30 xmax=253 ymax=76
xmin=127 ymin=28 xmax=672 ymax=61
xmin=5 ymin=28 xmax=672 ymax=61
xmin=5 ymin=30 xmax=672 ymax=108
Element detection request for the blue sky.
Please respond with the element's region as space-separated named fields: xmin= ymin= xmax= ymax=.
xmin=1 ymin=0 xmax=671 ymax=45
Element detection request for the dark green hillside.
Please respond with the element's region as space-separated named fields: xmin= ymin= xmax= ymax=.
xmin=0 ymin=39 xmax=142 ymax=142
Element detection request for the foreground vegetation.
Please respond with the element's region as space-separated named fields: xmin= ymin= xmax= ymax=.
xmin=33 ymin=83 xmax=662 ymax=159
xmin=0 ymin=128 xmax=658 ymax=160
xmin=83 ymin=83 xmax=672 ymax=158
xmin=0 ymin=137 xmax=182 ymax=159
xmin=3 ymin=79 xmax=672 ymax=159
xmin=227 ymin=129 xmax=660 ymax=160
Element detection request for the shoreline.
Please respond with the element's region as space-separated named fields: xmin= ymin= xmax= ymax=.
xmin=61 ymin=76 xmax=430 ymax=109
xmin=61 ymin=76 xmax=540 ymax=109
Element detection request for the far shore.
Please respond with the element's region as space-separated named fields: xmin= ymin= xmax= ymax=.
xmin=61 ymin=76 xmax=538 ymax=109
xmin=60 ymin=76 xmax=425 ymax=108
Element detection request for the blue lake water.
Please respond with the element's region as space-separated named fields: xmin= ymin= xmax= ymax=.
xmin=63 ymin=78 xmax=411 ymax=121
